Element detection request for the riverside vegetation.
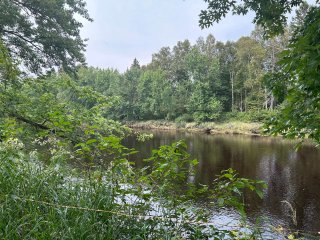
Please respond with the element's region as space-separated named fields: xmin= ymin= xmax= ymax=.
xmin=126 ymin=120 xmax=263 ymax=136
xmin=0 ymin=72 xmax=267 ymax=239
xmin=0 ymin=0 xmax=320 ymax=239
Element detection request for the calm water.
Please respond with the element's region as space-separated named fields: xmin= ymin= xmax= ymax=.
xmin=123 ymin=130 xmax=320 ymax=239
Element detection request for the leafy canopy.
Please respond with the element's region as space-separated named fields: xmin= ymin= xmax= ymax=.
xmin=0 ymin=0 xmax=92 ymax=75
xmin=266 ymin=7 xmax=320 ymax=144
xmin=199 ymin=0 xmax=311 ymax=36
xmin=199 ymin=0 xmax=320 ymax=145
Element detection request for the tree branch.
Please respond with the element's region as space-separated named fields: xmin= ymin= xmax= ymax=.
xmin=9 ymin=112 xmax=50 ymax=130
xmin=2 ymin=29 xmax=43 ymax=52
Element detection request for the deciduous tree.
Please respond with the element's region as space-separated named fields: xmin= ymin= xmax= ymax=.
xmin=0 ymin=0 xmax=91 ymax=75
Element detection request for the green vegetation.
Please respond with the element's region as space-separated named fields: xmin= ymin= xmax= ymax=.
xmin=0 ymin=138 xmax=267 ymax=239
xmin=266 ymin=6 xmax=320 ymax=145
xmin=0 ymin=0 xmax=91 ymax=75
xmin=75 ymin=33 xmax=282 ymax=124
xmin=0 ymin=0 xmax=319 ymax=238
xmin=127 ymin=120 xmax=263 ymax=136
xmin=200 ymin=0 xmax=320 ymax=145
xmin=199 ymin=0 xmax=304 ymax=36
xmin=0 ymin=2 xmax=266 ymax=237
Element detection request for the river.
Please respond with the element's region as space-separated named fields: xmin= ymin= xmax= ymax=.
xmin=123 ymin=130 xmax=320 ymax=239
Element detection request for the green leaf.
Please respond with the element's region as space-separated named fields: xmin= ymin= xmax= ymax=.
xmin=86 ymin=139 xmax=97 ymax=145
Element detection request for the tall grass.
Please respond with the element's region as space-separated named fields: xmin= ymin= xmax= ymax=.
xmin=0 ymin=139 xmax=268 ymax=239
xmin=0 ymin=142 xmax=170 ymax=239
xmin=0 ymin=140 xmax=217 ymax=239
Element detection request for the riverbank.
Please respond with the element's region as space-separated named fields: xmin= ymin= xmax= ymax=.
xmin=0 ymin=139 xmax=227 ymax=239
xmin=125 ymin=120 xmax=263 ymax=136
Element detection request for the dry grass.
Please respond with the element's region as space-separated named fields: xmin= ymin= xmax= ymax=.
xmin=125 ymin=120 xmax=263 ymax=136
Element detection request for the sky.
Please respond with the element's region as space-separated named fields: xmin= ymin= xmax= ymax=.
xmin=80 ymin=0 xmax=256 ymax=72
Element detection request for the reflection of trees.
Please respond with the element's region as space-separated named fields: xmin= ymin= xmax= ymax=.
xmin=193 ymin=135 xmax=275 ymax=185
xmin=256 ymin=144 xmax=320 ymax=231
xmin=124 ymin=130 xmax=320 ymax=232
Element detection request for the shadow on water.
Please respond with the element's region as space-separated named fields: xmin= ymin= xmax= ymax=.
xmin=123 ymin=130 xmax=320 ymax=237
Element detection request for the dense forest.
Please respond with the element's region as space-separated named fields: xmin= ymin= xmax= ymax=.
xmin=73 ymin=6 xmax=306 ymax=124
xmin=77 ymin=29 xmax=284 ymax=122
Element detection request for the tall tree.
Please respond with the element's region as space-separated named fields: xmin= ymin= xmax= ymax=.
xmin=234 ymin=37 xmax=266 ymax=111
xmin=215 ymin=41 xmax=236 ymax=111
xmin=251 ymin=25 xmax=289 ymax=109
xmin=199 ymin=0 xmax=320 ymax=144
xmin=291 ymin=1 xmax=311 ymax=30
xmin=137 ymin=69 xmax=171 ymax=119
xmin=149 ymin=47 xmax=172 ymax=72
xmin=77 ymin=67 xmax=122 ymax=97
xmin=0 ymin=0 xmax=92 ymax=75
xmin=119 ymin=59 xmax=142 ymax=120
xmin=185 ymin=44 xmax=222 ymax=121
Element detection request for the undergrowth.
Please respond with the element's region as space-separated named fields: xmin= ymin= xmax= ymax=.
xmin=0 ymin=138 xmax=266 ymax=239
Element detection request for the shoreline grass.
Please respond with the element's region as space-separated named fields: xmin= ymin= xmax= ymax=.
xmin=0 ymin=139 xmax=247 ymax=239
xmin=0 ymin=151 xmax=194 ymax=239
xmin=125 ymin=120 xmax=263 ymax=136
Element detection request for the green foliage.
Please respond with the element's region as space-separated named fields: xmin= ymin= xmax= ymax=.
xmin=291 ymin=1 xmax=312 ymax=31
xmin=175 ymin=113 xmax=194 ymax=123
xmin=136 ymin=69 xmax=170 ymax=120
xmin=266 ymin=7 xmax=320 ymax=144
xmin=0 ymin=61 xmax=268 ymax=238
xmin=85 ymin=34 xmax=281 ymax=122
xmin=0 ymin=72 xmax=131 ymax=163
xmin=68 ymin=31 xmax=281 ymax=124
xmin=199 ymin=0 xmax=305 ymax=36
xmin=223 ymin=110 xmax=278 ymax=123
xmin=212 ymin=169 xmax=267 ymax=216
xmin=0 ymin=41 xmax=20 ymax=87
xmin=0 ymin=137 xmax=266 ymax=239
xmin=0 ymin=0 xmax=91 ymax=74
xmin=0 ymin=140 xmax=155 ymax=239
xmin=142 ymin=141 xmax=199 ymax=198
xmin=188 ymin=91 xmax=223 ymax=122
xmin=0 ymin=0 xmax=277 ymax=238
xmin=234 ymin=37 xmax=266 ymax=112
xmin=136 ymin=132 xmax=154 ymax=142
xmin=77 ymin=67 xmax=122 ymax=97
xmin=117 ymin=61 xmax=142 ymax=120
xmin=199 ymin=0 xmax=320 ymax=145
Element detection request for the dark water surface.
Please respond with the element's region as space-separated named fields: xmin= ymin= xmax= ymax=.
xmin=123 ymin=130 xmax=320 ymax=238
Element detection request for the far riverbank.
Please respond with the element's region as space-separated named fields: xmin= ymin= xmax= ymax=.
xmin=125 ymin=120 xmax=263 ymax=137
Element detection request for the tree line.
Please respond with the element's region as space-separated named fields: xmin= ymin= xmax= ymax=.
xmin=76 ymin=28 xmax=291 ymax=122
xmin=74 ymin=2 xmax=314 ymax=126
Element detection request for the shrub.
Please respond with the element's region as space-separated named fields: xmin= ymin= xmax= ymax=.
xmin=175 ymin=113 xmax=194 ymax=123
xmin=223 ymin=110 xmax=278 ymax=123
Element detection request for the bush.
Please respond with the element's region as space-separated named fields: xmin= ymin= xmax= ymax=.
xmin=175 ymin=113 xmax=194 ymax=123
xmin=188 ymin=97 xmax=223 ymax=123
xmin=223 ymin=110 xmax=278 ymax=123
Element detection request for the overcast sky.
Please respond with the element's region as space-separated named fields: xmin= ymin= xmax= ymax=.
xmin=80 ymin=0 xmax=256 ymax=72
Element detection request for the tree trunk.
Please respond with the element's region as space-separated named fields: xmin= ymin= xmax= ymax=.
xmin=230 ymin=71 xmax=234 ymax=112
xmin=244 ymin=89 xmax=247 ymax=112
xmin=240 ymin=91 xmax=243 ymax=112
xmin=270 ymin=93 xmax=274 ymax=110
xmin=264 ymin=87 xmax=268 ymax=110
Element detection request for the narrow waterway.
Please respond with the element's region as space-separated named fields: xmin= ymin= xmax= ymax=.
xmin=123 ymin=130 xmax=320 ymax=239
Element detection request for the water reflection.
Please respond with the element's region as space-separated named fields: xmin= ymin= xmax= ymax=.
xmin=123 ymin=130 xmax=320 ymax=234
